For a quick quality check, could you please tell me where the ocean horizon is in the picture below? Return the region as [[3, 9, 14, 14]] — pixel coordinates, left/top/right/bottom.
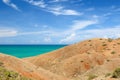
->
[[0, 45, 67, 58]]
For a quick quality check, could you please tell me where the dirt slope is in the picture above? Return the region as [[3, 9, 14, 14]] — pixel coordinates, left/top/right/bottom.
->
[[0, 53, 70, 80], [24, 38, 120, 80]]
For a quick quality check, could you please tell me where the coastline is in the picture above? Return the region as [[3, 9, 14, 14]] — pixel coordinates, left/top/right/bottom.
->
[[0, 45, 67, 58]]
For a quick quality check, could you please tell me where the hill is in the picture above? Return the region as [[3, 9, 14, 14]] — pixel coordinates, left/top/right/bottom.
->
[[0, 62, 31, 80], [0, 38, 120, 80], [0, 53, 69, 80], [24, 38, 120, 80]]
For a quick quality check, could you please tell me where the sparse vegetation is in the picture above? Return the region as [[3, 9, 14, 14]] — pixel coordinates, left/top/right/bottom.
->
[[112, 68, 120, 78], [111, 51, 116, 54], [90, 44, 92, 46], [0, 62, 3, 66], [102, 44, 107, 46], [117, 43, 120, 45], [0, 63, 31, 80], [88, 40, 91, 42], [106, 59, 110, 62], [87, 52, 91, 54], [105, 73, 111, 77], [88, 74, 97, 80], [108, 38, 113, 42], [0, 38, 120, 80], [81, 60, 84, 63]]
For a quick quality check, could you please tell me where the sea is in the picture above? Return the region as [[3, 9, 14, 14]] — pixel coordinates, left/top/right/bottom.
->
[[0, 45, 66, 58]]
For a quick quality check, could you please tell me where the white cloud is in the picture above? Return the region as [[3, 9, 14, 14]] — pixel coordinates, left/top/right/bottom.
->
[[60, 33, 76, 43], [48, 6, 82, 16], [18, 31, 53, 36], [50, 0, 68, 3], [71, 20, 97, 31], [103, 13, 112, 17], [25, 0, 81, 16], [44, 37, 52, 42], [2, 0, 20, 11], [0, 29, 17, 37], [60, 26, 120, 44], [0, 27, 54, 38], [25, 0, 47, 8], [85, 8, 95, 11], [59, 20, 98, 43], [92, 15, 99, 19], [82, 26, 120, 39]]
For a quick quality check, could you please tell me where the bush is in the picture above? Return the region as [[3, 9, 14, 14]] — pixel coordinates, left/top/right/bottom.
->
[[81, 60, 84, 63], [106, 59, 110, 62], [87, 52, 91, 54], [0, 66, 31, 80], [117, 43, 120, 45], [0, 62, 3, 66], [108, 38, 113, 42], [105, 73, 111, 77], [112, 68, 120, 78], [111, 51, 116, 54], [102, 44, 107, 46], [88, 40, 91, 42], [88, 74, 97, 80], [90, 44, 92, 46]]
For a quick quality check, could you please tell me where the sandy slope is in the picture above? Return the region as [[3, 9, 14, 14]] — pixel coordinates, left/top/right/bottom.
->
[[0, 38, 120, 80], [0, 53, 70, 80], [24, 38, 120, 80]]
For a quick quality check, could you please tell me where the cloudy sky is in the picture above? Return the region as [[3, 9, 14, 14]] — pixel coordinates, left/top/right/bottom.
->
[[0, 0, 120, 44]]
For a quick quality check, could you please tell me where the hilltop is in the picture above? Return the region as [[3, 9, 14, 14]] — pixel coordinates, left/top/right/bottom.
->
[[0, 38, 120, 80]]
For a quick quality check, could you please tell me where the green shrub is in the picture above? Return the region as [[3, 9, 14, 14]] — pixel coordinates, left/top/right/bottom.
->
[[90, 44, 92, 46], [102, 44, 107, 46], [81, 60, 84, 63], [112, 68, 120, 78], [0, 66, 31, 80], [105, 73, 111, 77], [117, 43, 120, 45], [87, 52, 91, 54], [0, 62, 3, 66], [88, 74, 97, 80], [111, 51, 116, 54], [106, 59, 110, 62], [108, 38, 113, 42], [88, 40, 91, 42]]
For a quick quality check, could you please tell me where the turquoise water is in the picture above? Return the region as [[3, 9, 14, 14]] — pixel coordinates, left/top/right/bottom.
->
[[0, 45, 66, 58]]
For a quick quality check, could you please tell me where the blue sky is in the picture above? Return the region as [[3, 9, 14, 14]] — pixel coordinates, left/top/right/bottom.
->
[[0, 0, 120, 44]]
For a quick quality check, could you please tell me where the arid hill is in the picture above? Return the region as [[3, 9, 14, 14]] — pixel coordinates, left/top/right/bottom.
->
[[24, 38, 120, 80], [0, 53, 69, 80], [0, 38, 120, 80]]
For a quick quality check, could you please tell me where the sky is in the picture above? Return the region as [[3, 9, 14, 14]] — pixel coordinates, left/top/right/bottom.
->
[[0, 0, 120, 44]]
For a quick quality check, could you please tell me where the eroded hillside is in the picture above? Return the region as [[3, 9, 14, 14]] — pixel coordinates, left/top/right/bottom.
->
[[0, 38, 120, 80], [24, 38, 120, 80]]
